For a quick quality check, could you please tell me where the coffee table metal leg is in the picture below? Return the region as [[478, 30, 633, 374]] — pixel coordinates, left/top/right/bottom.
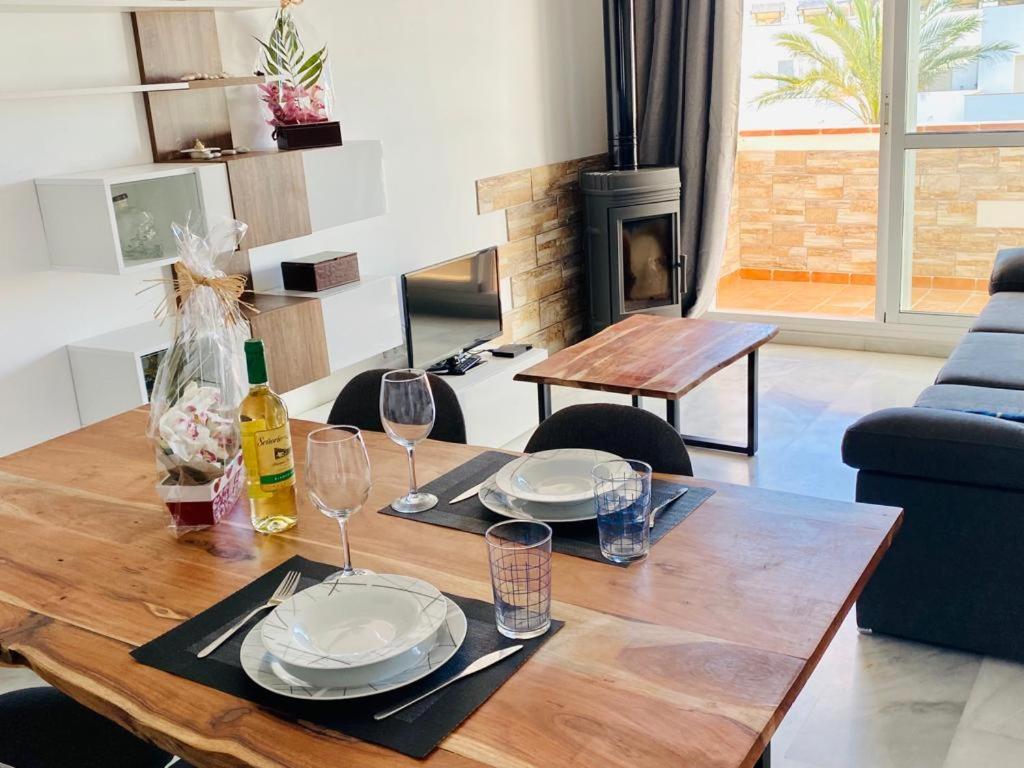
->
[[674, 349, 760, 456], [537, 383, 552, 423], [631, 395, 642, 408]]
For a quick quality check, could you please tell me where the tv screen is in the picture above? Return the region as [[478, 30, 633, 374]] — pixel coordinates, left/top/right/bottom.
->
[[402, 248, 502, 369]]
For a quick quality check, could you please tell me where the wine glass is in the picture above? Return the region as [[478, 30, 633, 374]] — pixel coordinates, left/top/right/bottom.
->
[[305, 425, 373, 579], [380, 369, 438, 514]]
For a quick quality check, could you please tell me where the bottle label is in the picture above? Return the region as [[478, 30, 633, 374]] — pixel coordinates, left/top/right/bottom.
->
[[254, 424, 295, 490]]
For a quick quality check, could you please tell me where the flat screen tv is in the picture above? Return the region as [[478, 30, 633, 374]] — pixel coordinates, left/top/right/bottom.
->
[[402, 247, 502, 371]]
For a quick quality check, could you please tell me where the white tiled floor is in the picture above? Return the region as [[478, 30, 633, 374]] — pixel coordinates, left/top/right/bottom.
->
[[5, 343, 1024, 766]]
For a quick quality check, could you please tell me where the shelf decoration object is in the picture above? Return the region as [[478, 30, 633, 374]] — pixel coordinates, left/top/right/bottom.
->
[[255, 0, 343, 150], [147, 218, 251, 535], [281, 250, 359, 292]]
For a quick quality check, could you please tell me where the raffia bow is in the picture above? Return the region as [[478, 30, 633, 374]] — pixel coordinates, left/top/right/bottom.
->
[[148, 262, 257, 326], [281, 0, 304, 7]]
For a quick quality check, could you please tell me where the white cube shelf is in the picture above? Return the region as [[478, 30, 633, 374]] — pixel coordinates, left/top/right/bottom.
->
[[67, 320, 174, 425], [36, 163, 233, 275], [263, 275, 404, 373], [304, 140, 388, 232]]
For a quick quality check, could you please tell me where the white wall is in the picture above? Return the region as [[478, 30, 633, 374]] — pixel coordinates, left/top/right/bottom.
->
[[0, 0, 606, 456]]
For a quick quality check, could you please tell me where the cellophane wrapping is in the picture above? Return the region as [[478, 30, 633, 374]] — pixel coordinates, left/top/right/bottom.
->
[[147, 218, 250, 535]]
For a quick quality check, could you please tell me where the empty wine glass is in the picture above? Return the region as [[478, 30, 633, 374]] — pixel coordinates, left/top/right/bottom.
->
[[380, 369, 438, 514], [306, 425, 373, 579]]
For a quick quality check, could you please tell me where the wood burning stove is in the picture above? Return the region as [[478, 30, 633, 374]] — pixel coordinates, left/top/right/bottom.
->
[[581, 0, 685, 335]]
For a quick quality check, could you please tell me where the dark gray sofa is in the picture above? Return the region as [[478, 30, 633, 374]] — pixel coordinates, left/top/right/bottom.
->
[[841, 247, 1024, 661]]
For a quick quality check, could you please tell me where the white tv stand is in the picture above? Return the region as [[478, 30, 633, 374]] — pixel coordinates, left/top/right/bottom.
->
[[438, 347, 548, 448], [294, 347, 548, 449]]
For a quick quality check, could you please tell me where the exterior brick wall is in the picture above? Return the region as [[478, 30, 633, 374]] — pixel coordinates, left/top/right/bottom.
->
[[724, 141, 1024, 281], [475, 154, 606, 353]]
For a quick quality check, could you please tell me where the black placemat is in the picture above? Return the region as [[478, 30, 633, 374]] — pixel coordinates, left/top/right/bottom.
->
[[132, 556, 562, 759], [379, 451, 715, 566]]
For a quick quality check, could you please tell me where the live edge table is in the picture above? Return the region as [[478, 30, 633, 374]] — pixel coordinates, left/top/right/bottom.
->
[[515, 315, 780, 456], [0, 410, 900, 768]]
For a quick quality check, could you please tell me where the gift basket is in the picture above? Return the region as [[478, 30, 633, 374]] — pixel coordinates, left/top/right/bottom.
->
[[147, 218, 251, 535]]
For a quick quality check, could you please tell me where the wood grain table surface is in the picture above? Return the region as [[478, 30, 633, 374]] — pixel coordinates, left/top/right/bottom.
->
[[514, 315, 779, 399], [0, 410, 900, 768]]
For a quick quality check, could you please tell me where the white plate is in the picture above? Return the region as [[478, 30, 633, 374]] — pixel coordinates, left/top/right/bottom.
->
[[241, 598, 467, 701], [479, 476, 597, 523], [261, 574, 448, 671], [494, 449, 619, 504]]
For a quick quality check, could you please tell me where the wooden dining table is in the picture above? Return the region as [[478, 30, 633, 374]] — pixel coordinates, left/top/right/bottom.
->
[[0, 409, 901, 768]]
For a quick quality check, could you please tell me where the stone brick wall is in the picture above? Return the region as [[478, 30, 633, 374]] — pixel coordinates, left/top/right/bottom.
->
[[725, 140, 1024, 283], [476, 154, 605, 352]]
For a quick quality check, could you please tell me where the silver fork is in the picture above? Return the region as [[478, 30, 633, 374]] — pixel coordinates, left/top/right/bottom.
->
[[197, 570, 301, 659]]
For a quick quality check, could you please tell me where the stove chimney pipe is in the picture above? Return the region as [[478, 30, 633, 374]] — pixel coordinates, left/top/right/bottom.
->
[[603, 0, 639, 172]]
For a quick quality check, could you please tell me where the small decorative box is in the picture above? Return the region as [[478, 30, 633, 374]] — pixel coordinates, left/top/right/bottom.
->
[[273, 121, 343, 150], [156, 452, 245, 531], [281, 251, 360, 292]]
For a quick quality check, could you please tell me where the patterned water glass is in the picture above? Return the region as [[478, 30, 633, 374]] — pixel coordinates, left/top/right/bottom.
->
[[593, 459, 652, 563], [485, 520, 553, 640], [380, 369, 438, 514]]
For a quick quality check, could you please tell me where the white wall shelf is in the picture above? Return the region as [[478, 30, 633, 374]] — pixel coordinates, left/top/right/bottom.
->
[[36, 162, 233, 274], [0, 75, 277, 101], [0, 0, 277, 11], [67, 320, 173, 426], [263, 274, 404, 374]]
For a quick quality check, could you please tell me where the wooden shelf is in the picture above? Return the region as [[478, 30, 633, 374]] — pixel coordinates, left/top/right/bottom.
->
[[0, 0, 277, 11], [0, 75, 274, 101]]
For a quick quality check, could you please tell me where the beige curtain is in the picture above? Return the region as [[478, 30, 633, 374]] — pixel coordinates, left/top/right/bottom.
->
[[634, 0, 743, 316]]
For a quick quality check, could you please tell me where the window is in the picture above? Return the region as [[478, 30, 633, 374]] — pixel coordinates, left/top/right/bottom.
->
[[751, 2, 785, 25]]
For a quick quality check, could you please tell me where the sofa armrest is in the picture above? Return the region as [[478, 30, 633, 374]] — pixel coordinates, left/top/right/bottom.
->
[[990, 247, 1024, 294], [842, 407, 1024, 492]]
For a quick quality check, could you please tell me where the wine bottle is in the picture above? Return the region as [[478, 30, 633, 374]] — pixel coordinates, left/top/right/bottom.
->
[[240, 339, 298, 534]]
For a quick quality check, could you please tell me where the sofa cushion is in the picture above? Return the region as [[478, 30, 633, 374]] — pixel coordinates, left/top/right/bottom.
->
[[971, 292, 1024, 334], [936, 332, 1024, 391], [990, 247, 1024, 294], [842, 406, 1024, 492], [916, 384, 1024, 420]]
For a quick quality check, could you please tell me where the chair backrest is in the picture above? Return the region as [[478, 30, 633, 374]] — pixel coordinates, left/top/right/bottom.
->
[[524, 403, 693, 476], [326, 369, 467, 444]]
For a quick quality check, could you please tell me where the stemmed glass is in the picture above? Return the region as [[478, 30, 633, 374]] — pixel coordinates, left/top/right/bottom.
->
[[305, 425, 373, 579], [380, 369, 438, 514]]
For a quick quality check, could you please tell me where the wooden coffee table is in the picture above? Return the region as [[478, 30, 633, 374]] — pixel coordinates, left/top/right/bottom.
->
[[515, 315, 779, 456]]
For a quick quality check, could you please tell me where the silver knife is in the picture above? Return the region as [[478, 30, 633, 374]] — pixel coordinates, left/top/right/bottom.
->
[[449, 481, 485, 504], [650, 487, 689, 529], [373, 645, 523, 720]]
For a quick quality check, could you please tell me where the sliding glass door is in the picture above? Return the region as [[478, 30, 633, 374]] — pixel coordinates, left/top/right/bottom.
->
[[881, 0, 1024, 327]]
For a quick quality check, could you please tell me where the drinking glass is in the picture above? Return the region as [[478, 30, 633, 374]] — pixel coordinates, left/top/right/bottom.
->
[[380, 369, 438, 514], [306, 425, 373, 579], [485, 520, 552, 639], [593, 459, 653, 563]]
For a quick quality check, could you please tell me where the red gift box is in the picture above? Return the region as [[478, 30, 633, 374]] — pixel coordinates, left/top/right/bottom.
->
[[157, 452, 245, 531]]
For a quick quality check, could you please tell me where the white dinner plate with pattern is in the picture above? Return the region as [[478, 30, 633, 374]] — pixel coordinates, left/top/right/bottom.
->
[[261, 574, 448, 671], [241, 598, 467, 701], [494, 449, 619, 504], [479, 476, 597, 523]]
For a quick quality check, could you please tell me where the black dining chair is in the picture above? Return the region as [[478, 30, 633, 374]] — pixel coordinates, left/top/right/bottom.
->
[[326, 368, 468, 444], [524, 403, 694, 476], [0, 686, 190, 768]]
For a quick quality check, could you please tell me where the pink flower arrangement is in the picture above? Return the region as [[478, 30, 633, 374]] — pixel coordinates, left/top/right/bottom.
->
[[259, 81, 328, 126]]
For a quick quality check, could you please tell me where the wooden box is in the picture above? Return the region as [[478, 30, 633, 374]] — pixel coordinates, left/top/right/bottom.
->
[[281, 251, 360, 292], [273, 121, 343, 150]]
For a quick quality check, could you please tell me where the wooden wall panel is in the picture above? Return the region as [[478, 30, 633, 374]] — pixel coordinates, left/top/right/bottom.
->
[[226, 153, 313, 248], [132, 10, 233, 160], [244, 293, 330, 393]]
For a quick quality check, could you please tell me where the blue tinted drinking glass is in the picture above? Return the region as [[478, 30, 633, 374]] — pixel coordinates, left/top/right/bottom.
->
[[593, 459, 653, 563]]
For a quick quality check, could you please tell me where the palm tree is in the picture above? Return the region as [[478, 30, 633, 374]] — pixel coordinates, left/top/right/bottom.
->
[[752, 0, 1016, 124]]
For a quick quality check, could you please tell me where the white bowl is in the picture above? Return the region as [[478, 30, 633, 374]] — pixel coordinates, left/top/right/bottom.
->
[[479, 477, 597, 523], [494, 449, 619, 504], [242, 598, 468, 701], [261, 574, 448, 671]]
